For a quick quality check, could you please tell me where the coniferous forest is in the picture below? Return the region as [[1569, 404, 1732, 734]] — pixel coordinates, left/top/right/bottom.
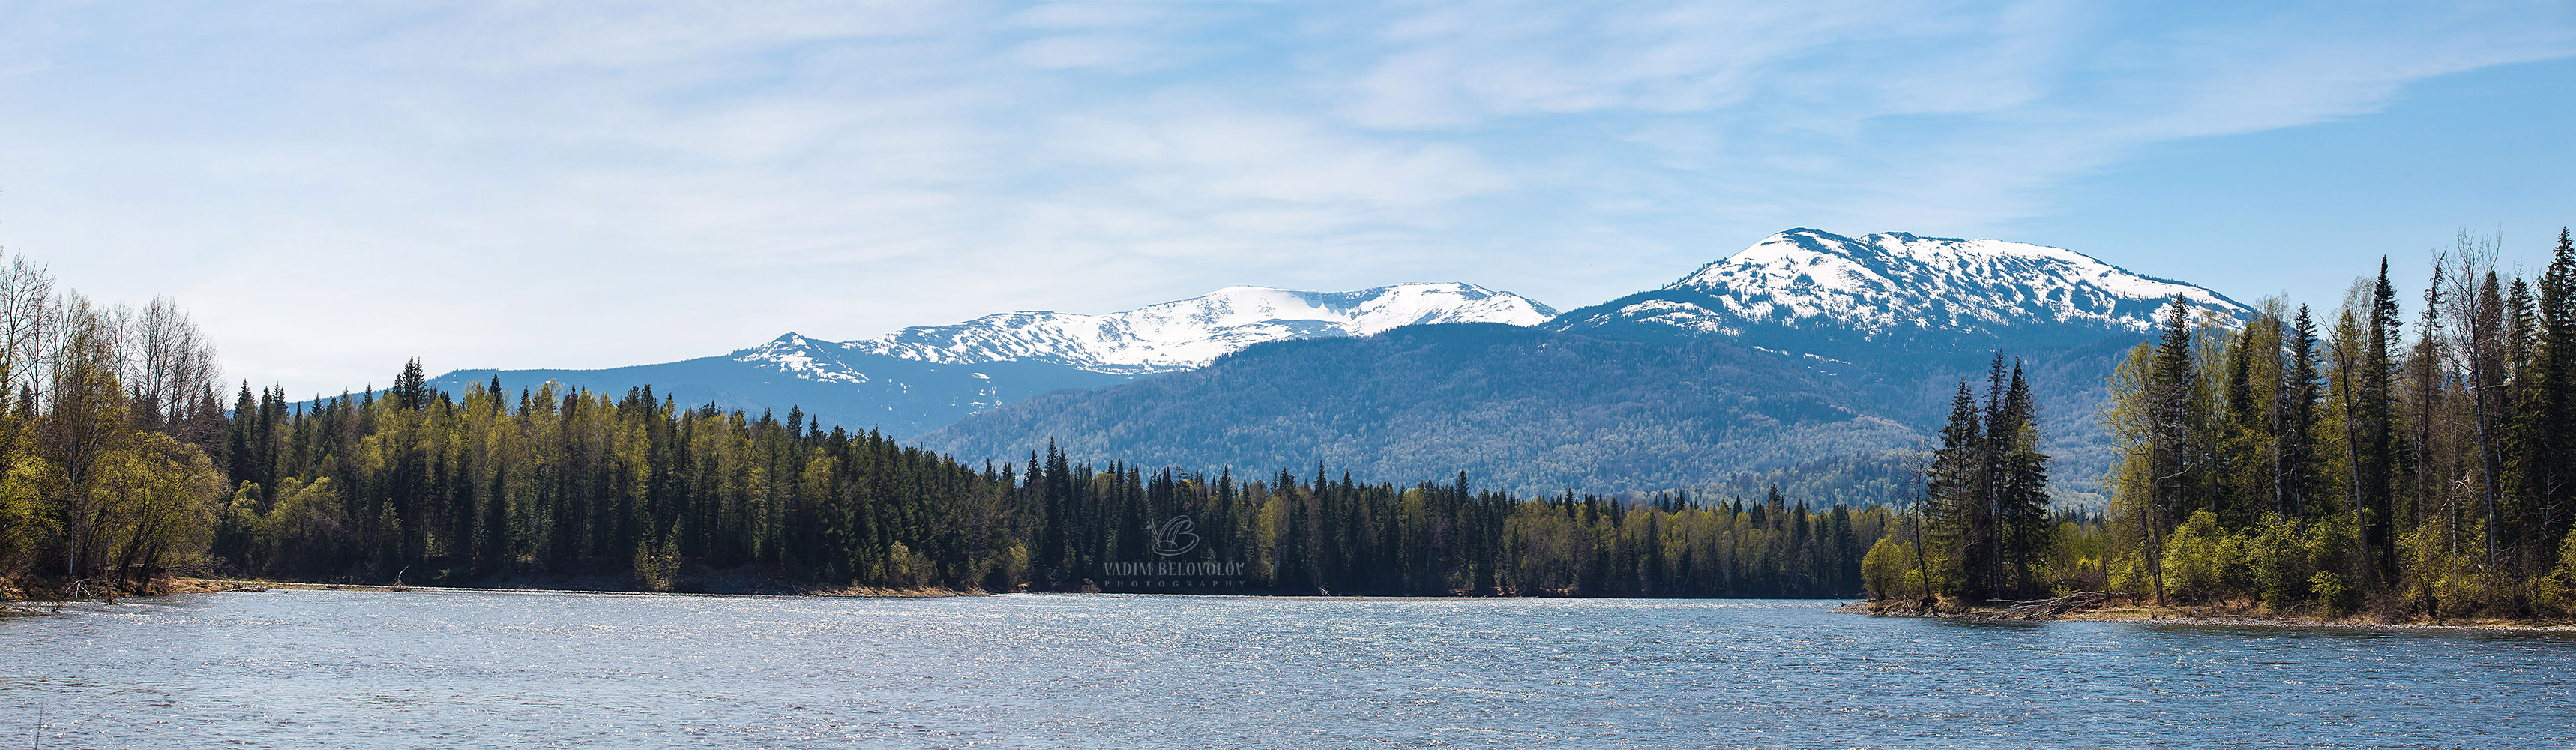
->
[[189, 368, 1928, 598]]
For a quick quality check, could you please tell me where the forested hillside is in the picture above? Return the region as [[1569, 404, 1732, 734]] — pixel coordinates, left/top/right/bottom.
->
[[423, 342, 1133, 440], [921, 323, 1928, 497], [921, 230, 2241, 507], [924, 320, 2143, 506]]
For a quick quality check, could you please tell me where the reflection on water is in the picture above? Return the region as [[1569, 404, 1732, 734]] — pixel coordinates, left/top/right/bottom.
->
[[4, 590, 2572, 748]]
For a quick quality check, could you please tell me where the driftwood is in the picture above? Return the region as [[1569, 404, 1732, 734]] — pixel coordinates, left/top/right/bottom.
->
[[1953, 591, 2115, 621]]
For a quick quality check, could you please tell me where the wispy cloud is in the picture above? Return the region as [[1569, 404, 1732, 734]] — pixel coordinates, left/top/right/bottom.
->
[[0, 1, 2568, 395]]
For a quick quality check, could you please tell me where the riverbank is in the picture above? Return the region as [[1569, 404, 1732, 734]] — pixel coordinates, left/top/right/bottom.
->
[[171, 578, 984, 598], [1840, 593, 2576, 632], [0, 576, 984, 611]]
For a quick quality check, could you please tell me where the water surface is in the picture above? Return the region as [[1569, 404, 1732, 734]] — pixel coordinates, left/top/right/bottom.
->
[[4, 590, 2571, 748]]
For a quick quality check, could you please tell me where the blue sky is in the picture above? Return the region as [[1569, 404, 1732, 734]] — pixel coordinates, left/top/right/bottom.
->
[[2, 1, 2572, 396]]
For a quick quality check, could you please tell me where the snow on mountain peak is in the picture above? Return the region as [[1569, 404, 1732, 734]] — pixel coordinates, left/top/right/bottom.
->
[[736, 281, 1557, 377], [735, 332, 871, 383], [1556, 228, 2245, 352]]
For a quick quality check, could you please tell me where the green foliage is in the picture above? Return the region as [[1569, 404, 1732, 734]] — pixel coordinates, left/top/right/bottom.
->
[[632, 536, 680, 592], [2100, 236, 2576, 619], [2158, 511, 2242, 599], [1860, 536, 1914, 599], [187, 372, 1917, 598], [0, 456, 59, 580], [1919, 356, 2056, 601]]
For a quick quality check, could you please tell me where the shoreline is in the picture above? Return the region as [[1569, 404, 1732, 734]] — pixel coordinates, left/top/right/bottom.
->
[[19, 582, 2573, 634], [1837, 596, 2576, 633], [172, 578, 985, 599], [0, 578, 986, 610]]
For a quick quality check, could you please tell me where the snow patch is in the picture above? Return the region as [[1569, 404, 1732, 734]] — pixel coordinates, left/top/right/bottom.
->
[[839, 281, 1558, 374], [1651, 228, 2245, 340]]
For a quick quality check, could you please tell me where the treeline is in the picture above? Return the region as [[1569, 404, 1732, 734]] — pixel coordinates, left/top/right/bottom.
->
[[2101, 230, 2576, 618], [214, 364, 1896, 597]]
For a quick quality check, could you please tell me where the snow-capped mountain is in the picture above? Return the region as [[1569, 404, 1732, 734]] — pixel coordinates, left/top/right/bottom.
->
[[748, 282, 1557, 376], [929, 229, 2245, 504], [434, 281, 1556, 440], [1548, 228, 2245, 361]]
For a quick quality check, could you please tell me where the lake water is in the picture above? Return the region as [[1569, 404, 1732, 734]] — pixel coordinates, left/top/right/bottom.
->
[[3, 590, 2572, 748]]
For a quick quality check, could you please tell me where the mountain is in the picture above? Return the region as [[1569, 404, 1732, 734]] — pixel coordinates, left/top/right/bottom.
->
[[1549, 228, 2254, 503], [427, 341, 1136, 439], [845, 282, 1557, 374], [918, 323, 1923, 496], [427, 282, 1555, 438], [1547, 228, 2246, 364], [924, 230, 2251, 506]]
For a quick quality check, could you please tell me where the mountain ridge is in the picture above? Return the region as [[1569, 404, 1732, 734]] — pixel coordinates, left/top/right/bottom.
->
[[429, 280, 1556, 439], [921, 228, 2249, 505], [1548, 228, 2246, 366], [825, 281, 1556, 374]]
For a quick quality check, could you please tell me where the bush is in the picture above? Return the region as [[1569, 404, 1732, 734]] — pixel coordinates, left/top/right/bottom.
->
[[2245, 513, 2311, 606], [2161, 511, 2246, 601], [2539, 530, 2576, 616], [1861, 536, 1913, 599], [632, 537, 680, 592], [885, 542, 930, 589], [2308, 571, 2359, 615]]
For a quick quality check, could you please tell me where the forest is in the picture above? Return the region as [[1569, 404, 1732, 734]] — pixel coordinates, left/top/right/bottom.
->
[[176, 370, 1925, 598], [0, 247, 1983, 599], [115, 229, 2576, 610], [2068, 231, 2576, 620]]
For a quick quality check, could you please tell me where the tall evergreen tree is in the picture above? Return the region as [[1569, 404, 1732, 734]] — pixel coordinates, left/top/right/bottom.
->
[[2281, 306, 2323, 520], [1925, 380, 1991, 600], [2360, 260, 2403, 582], [1993, 361, 2051, 597]]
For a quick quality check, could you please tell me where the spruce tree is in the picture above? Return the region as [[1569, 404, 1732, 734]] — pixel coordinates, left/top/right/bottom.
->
[[1925, 380, 1990, 600], [2535, 229, 2576, 572], [2362, 260, 2403, 581], [2282, 306, 2323, 520], [393, 358, 428, 411], [2143, 296, 2199, 603], [1994, 360, 2051, 597]]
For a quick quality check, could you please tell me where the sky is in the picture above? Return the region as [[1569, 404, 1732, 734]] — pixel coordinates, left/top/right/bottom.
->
[[2, 1, 2572, 398]]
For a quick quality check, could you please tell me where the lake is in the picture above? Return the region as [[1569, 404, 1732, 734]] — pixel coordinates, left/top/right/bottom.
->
[[4, 590, 2572, 748]]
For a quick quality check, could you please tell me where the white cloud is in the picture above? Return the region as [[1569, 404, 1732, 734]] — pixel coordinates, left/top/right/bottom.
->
[[0, 1, 2567, 396]]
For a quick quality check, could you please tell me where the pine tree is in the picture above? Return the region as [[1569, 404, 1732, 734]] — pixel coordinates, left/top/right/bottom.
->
[[2281, 306, 2323, 520], [1993, 360, 2052, 597], [2361, 260, 2403, 582], [2142, 296, 2200, 604], [1925, 380, 1990, 600], [2533, 229, 2576, 574], [392, 358, 428, 411]]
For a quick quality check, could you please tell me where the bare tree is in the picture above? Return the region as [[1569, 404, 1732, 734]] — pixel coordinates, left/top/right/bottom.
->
[[124, 296, 222, 435], [38, 293, 133, 583], [0, 249, 59, 406], [2439, 232, 2506, 569]]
